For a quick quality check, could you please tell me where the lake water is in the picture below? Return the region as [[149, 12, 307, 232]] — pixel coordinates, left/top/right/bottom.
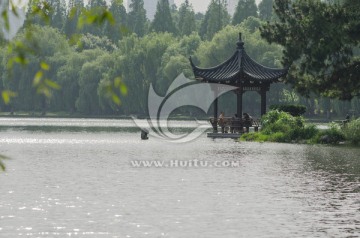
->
[[0, 118, 359, 237]]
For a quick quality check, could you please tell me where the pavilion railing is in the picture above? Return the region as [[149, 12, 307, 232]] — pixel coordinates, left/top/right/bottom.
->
[[209, 117, 260, 133]]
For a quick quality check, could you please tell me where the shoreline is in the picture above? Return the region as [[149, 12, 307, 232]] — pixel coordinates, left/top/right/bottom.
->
[[0, 112, 344, 123]]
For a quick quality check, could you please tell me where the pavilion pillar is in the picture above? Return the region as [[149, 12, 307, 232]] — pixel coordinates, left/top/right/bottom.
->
[[260, 88, 267, 116], [236, 88, 243, 117], [213, 90, 218, 132], [214, 98, 218, 120]]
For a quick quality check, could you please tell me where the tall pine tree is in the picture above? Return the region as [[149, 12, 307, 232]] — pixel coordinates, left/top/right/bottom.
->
[[199, 0, 230, 40], [64, 0, 84, 38], [128, 0, 147, 37], [24, 0, 51, 26], [25, 0, 66, 30], [177, 0, 196, 36], [84, 0, 108, 36], [232, 0, 258, 25], [258, 0, 273, 21], [150, 0, 177, 34], [105, 0, 127, 43], [49, 0, 66, 31]]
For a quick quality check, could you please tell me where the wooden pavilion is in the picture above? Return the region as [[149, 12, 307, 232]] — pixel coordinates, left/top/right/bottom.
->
[[189, 33, 288, 133]]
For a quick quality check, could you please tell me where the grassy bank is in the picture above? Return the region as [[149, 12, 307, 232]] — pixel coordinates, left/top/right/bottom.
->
[[240, 110, 360, 146]]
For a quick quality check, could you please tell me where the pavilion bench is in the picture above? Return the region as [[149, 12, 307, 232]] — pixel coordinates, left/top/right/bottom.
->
[[209, 117, 260, 133]]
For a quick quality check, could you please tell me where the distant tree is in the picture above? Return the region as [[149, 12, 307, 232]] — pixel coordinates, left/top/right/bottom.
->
[[55, 52, 81, 113], [151, 0, 177, 34], [24, 0, 51, 26], [118, 33, 175, 114], [0, 32, 5, 46], [3, 0, 125, 112], [2, 25, 70, 112], [261, 0, 360, 100], [258, 0, 273, 21], [128, 0, 147, 37], [194, 12, 205, 31], [199, 0, 230, 40], [76, 33, 117, 52], [64, 0, 84, 37], [84, 0, 108, 36], [55, 49, 113, 113], [76, 50, 111, 114], [24, 0, 66, 30], [104, 0, 127, 43], [0, 48, 5, 106], [177, 0, 196, 36], [157, 32, 201, 94], [88, 0, 107, 8], [196, 26, 282, 69], [49, 0, 66, 31], [232, 0, 258, 25], [242, 16, 262, 33], [345, 0, 360, 41]]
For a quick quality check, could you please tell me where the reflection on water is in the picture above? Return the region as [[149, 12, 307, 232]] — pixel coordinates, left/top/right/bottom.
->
[[0, 118, 359, 237], [0, 117, 210, 134], [305, 146, 360, 180], [303, 146, 360, 236]]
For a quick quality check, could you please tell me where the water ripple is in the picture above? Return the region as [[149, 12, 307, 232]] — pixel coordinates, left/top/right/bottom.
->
[[0, 119, 359, 237]]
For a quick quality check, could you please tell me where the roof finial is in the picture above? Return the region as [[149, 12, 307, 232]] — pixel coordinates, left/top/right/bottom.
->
[[237, 32, 244, 49]]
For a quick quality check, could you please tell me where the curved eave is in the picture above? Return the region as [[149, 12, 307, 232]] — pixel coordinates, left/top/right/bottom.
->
[[189, 50, 289, 84], [242, 51, 288, 82], [243, 68, 288, 82], [189, 53, 241, 82]]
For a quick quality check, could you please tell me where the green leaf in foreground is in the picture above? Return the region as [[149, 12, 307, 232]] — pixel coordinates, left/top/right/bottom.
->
[[101, 77, 127, 106], [32, 61, 61, 97], [40, 61, 50, 70], [44, 79, 61, 90], [1, 90, 17, 104], [78, 8, 115, 29], [0, 155, 10, 171]]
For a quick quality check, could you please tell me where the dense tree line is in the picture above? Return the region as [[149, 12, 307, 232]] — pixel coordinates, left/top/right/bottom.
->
[[261, 0, 360, 100], [0, 0, 359, 118]]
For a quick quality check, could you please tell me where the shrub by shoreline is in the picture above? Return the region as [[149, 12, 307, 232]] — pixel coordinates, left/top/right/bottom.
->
[[240, 110, 358, 145]]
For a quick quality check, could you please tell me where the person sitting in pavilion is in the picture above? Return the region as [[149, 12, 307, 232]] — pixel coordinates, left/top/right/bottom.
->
[[218, 112, 226, 133], [243, 113, 253, 133], [230, 113, 241, 133]]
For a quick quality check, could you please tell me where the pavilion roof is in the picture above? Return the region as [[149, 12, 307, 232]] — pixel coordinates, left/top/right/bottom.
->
[[189, 34, 288, 84]]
